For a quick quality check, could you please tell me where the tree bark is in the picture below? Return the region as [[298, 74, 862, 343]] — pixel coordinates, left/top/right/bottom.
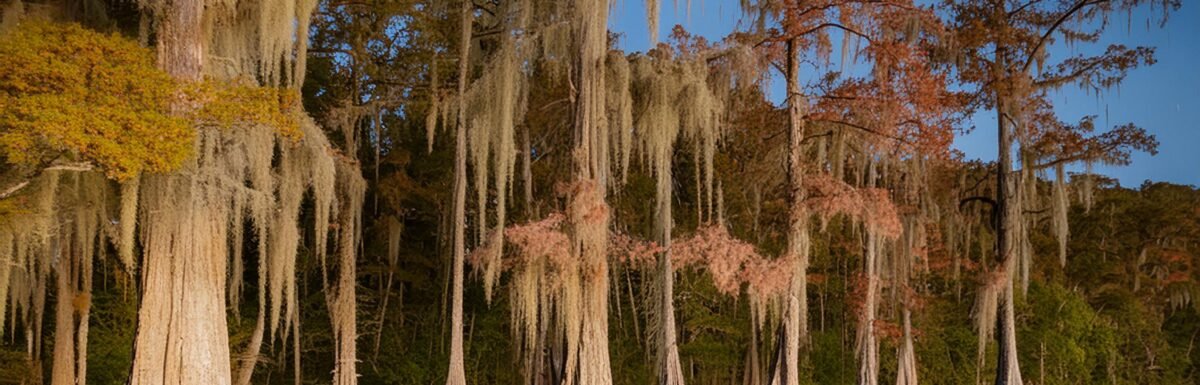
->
[[569, 1, 613, 383], [993, 82, 1023, 385], [130, 2, 233, 384], [895, 309, 917, 385], [332, 160, 364, 385], [658, 145, 685, 385], [858, 230, 878, 385], [131, 177, 233, 385], [655, 58, 684, 384], [445, 0, 472, 383], [773, 37, 809, 385], [51, 241, 76, 385]]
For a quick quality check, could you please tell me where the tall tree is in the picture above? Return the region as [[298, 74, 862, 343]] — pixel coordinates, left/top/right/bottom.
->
[[741, 2, 948, 383], [567, 0, 615, 383], [942, 1, 1175, 384], [124, 1, 343, 384], [130, 1, 231, 383], [446, 0, 472, 383]]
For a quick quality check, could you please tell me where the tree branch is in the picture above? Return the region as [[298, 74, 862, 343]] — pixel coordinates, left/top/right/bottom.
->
[[795, 23, 873, 44], [809, 117, 906, 143], [0, 181, 30, 200], [959, 196, 997, 211], [1020, 0, 1110, 73]]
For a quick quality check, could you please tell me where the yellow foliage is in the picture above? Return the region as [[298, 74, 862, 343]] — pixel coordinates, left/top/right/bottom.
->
[[185, 80, 303, 139], [0, 21, 304, 181], [0, 21, 190, 180], [0, 196, 29, 220]]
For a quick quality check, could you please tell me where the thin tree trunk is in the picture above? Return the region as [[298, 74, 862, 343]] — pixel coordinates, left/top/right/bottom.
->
[[895, 309, 917, 385], [332, 161, 364, 385], [659, 155, 685, 385], [657, 78, 684, 385], [76, 229, 93, 385], [993, 78, 1023, 385], [446, 0, 472, 383], [743, 321, 761, 385], [773, 37, 809, 385], [522, 124, 534, 218], [234, 274, 267, 385], [859, 229, 878, 385]]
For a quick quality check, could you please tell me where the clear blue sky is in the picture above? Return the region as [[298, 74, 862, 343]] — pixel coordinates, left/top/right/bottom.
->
[[608, 1, 1200, 188]]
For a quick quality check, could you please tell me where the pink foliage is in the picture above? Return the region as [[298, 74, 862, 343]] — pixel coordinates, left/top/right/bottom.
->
[[467, 231, 503, 274], [467, 213, 572, 273], [611, 233, 662, 267], [861, 188, 902, 238], [741, 256, 794, 301], [564, 179, 610, 227], [672, 225, 780, 297], [805, 173, 902, 239], [506, 213, 572, 268]]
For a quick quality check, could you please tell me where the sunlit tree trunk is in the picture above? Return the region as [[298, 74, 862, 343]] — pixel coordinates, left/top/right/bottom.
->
[[332, 161, 365, 385], [657, 156, 685, 385], [895, 309, 917, 385], [858, 229, 879, 385], [129, 2, 233, 384], [50, 243, 76, 385], [568, 0, 613, 383], [445, 0, 472, 383], [656, 76, 685, 385]]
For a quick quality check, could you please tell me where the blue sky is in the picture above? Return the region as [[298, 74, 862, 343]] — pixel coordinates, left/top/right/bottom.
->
[[607, 1, 1199, 187]]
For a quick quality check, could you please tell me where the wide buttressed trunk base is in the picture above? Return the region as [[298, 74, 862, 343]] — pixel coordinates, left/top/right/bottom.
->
[[130, 168, 233, 385]]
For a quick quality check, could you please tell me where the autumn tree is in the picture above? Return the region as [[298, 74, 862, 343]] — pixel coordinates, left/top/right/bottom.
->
[[941, 1, 1175, 384], [735, 2, 960, 384], [0, 1, 362, 384]]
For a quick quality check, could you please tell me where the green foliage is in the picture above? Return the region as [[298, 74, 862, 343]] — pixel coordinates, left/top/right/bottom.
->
[[1017, 281, 1119, 385], [85, 276, 138, 385]]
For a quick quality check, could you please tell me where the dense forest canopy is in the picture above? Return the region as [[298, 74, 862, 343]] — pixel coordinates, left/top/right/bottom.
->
[[0, 0, 1197, 385]]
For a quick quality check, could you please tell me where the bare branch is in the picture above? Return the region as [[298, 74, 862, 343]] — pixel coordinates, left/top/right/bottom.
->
[[0, 181, 30, 200]]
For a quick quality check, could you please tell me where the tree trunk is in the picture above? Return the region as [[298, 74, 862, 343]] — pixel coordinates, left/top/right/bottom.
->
[[858, 229, 879, 385], [153, 0, 204, 82], [332, 160, 364, 385], [129, 2, 233, 384], [993, 90, 1023, 385], [773, 37, 809, 385], [445, 0, 472, 383], [657, 80, 685, 385], [895, 309, 917, 385], [131, 177, 233, 385], [51, 241, 76, 385], [76, 229, 93, 385], [569, 0, 613, 383], [743, 321, 761, 385], [658, 162, 685, 385]]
